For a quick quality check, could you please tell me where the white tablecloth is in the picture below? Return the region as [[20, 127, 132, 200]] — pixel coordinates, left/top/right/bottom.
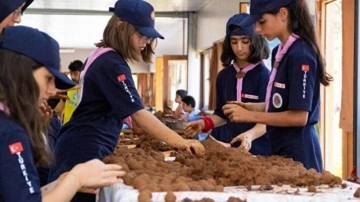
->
[[97, 181, 360, 202]]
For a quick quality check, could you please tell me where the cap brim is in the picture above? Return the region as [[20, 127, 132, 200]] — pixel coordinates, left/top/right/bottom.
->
[[22, 0, 34, 12], [228, 23, 255, 37], [239, 14, 261, 27], [136, 26, 164, 39], [47, 68, 76, 90]]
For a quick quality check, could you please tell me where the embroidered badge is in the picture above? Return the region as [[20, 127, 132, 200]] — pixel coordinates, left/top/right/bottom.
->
[[302, 64, 309, 98], [117, 74, 127, 82], [242, 93, 259, 100], [9, 142, 24, 154], [274, 82, 286, 89], [302, 64, 310, 72], [272, 93, 283, 109], [10, 142, 35, 193]]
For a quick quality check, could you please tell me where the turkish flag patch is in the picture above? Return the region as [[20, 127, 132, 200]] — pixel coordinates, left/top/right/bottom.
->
[[9, 142, 24, 154], [302, 64, 310, 72], [117, 74, 126, 82]]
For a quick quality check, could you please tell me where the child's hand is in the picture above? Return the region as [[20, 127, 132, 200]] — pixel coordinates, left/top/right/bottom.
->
[[39, 102, 52, 122], [183, 120, 204, 138]]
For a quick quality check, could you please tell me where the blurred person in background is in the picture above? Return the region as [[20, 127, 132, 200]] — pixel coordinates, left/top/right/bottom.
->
[[172, 89, 188, 119], [68, 60, 83, 84], [62, 60, 84, 124]]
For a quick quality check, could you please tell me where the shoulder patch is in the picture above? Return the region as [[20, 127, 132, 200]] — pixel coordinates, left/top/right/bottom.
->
[[302, 64, 309, 72], [272, 93, 283, 109], [117, 74, 127, 82], [9, 142, 24, 154]]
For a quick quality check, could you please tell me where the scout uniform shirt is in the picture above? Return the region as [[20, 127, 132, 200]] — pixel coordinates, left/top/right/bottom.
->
[[267, 39, 322, 172], [49, 50, 144, 182], [213, 62, 270, 156], [0, 112, 41, 201]]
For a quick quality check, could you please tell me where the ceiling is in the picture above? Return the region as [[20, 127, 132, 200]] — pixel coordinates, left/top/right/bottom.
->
[[29, 0, 213, 12], [23, 0, 213, 49]]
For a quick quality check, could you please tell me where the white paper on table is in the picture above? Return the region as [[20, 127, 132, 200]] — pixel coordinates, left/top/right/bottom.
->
[[97, 181, 360, 202]]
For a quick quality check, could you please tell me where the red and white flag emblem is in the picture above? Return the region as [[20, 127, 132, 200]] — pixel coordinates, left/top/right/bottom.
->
[[9, 142, 24, 154], [302, 65, 310, 72], [117, 74, 126, 82]]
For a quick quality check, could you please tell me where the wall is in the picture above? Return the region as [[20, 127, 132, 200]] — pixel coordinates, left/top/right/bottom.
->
[[60, 48, 92, 71], [340, 0, 355, 179], [196, 0, 248, 51], [60, 48, 150, 73], [150, 17, 188, 72], [22, 14, 186, 74], [355, 0, 360, 179], [187, 12, 201, 106]]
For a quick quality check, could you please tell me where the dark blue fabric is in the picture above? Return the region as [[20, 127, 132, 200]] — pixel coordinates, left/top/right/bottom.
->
[[266, 39, 323, 172], [110, 0, 164, 39], [49, 51, 144, 183], [0, 112, 41, 202], [210, 124, 230, 143], [0, 0, 33, 22], [0, 26, 75, 89], [226, 13, 254, 36], [71, 192, 96, 202], [213, 63, 271, 156], [240, 0, 295, 26], [37, 115, 61, 186], [48, 115, 62, 151]]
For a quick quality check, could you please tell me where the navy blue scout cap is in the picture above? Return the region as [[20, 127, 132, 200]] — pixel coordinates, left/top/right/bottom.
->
[[0, 0, 34, 22], [0, 26, 76, 90], [226, 13, 255, 36], [109, 0, 164, 39], [240, 0, 295, 27]]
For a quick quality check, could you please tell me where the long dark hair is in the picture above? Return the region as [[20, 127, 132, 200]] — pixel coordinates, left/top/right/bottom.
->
[[221, 32, 269, 67], [270, 0, 333, 86], [0, 49, 52, 166]]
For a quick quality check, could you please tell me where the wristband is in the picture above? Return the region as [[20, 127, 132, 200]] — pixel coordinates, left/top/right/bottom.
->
[[202, 116, 214, 133]]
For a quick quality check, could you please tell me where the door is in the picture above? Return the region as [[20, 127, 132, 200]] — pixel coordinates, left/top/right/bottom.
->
[[154, 55, 188, 111], [319, 0, 343, 177]]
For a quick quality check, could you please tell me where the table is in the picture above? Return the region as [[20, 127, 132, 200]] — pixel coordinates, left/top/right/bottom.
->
[[97, 181, 360, 202], [121, 128, 184, 135]]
